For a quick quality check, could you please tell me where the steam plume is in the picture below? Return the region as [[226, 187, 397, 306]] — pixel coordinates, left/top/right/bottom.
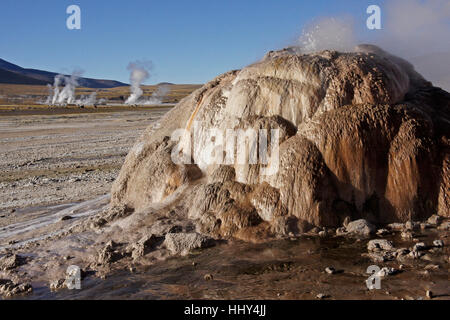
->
[[294, 0, 450, 90], [125, 60, 152, 105]]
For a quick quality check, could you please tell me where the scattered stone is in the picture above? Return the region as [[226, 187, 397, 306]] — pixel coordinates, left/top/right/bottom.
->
[[437, 221, 450, 231], [404, 221, 414, 231], [316, 293, 328, 299], [132, 234, 158, 259], [413, 242, 427, 252], [421, 254, 433, 261], [0, 279, 32, 297], [408, 251, 424, 259], [325, 267, 336, 274], [426, 290, 433, 299], [375, 267, 398, 277], [433, 240, 444, 248], [318, 231, 326, 237], [345, 219, 376, 236], [49, 279, 65, 291], [97, 240, 123, 264], [90, 218, 107, 229], [204, 274, 213, 281], [401, 231, 413, 240], [0, 254, 25, 271], [129, 267, 136, 273], [336, 227, 347, 236], [424, 264, 439, 270], [367, 239, 394, 252], [363, 251, 394, 263], [387, 223, 404, 231], [376, 228, 389, 236], [164, 233, 214, 255], [427, 215, 442, 225]]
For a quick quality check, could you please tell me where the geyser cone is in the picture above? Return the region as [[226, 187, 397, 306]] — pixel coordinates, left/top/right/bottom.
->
[[110, 45, 450, 240]]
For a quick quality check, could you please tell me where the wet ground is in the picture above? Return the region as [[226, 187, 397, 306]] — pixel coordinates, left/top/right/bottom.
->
[[9, 225, 449, 300]]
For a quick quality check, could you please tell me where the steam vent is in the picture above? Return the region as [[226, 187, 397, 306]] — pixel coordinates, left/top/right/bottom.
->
[[110, 44, 450, 240]]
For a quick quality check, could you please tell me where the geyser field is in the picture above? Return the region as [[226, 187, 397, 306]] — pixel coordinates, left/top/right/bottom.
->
[[0, 43, 448, 300]]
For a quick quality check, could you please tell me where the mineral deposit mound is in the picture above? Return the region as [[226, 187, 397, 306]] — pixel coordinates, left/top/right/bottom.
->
[[110, 44, 449, 241]]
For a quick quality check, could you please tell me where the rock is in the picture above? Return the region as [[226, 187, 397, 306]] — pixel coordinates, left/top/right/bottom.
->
[[387, 223, 404, 231], [0, 254, 25, 271], [97, 240, 123, 264], [318, 231, 327, 237], [109, 45, 450, 238], [0, 279, 32, 297], [427, 215, 442, 225], [90, 218, 107, 229], [131, 234, 158, 259], [413, 242, 427, 252], [426, 290, 433, 299], [363, 252, 394, 263], [204, 274, 213, 281], [375, 267, 398, 277], [404, 221, 414, 231], [401, 231, 413, 240], [325, 267, 336, 274], [376, 228, 389, 236], [164, 233, 214, 255], [60, 215, 73, 221], [316, 293, 328, 299], [49, 279, 65, 291], [408, 251, 423, 259], [346, 219, 376, 236], [336, 227, 347, 236], [437, 221, 450, 231], [424, 264, 439, 270], [368, 239, 394, 252], [433, 240, 444, 248]]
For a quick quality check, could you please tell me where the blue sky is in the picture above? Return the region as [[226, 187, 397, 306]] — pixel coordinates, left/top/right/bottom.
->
[[0, 0, 384, 84]]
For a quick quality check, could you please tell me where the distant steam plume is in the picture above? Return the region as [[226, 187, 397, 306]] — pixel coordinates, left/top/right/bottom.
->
[[125, 60, 153, 105], [75, 92, 97, 106], [47, 70, 83, 105], [142, 85, 171, 105]]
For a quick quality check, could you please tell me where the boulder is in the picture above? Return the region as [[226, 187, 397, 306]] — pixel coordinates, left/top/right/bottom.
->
[[367, 239, 394, 252], [164, 232, 214, 255], [346, 219, 376, 236]]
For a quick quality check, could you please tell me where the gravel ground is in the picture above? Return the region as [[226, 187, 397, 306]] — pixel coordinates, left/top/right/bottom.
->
[[0, 108, 170, 221]]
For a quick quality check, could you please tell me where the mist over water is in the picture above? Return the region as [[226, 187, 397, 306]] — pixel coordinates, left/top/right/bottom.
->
[[295, 0, 450, 91]]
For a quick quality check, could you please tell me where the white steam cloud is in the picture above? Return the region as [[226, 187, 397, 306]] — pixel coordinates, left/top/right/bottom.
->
[[141, 85, 171, 105], [294, 0, 450, 91], [125, 60, 152, 105], [298, 16, 356, 53], [46, 70, 86, 106]]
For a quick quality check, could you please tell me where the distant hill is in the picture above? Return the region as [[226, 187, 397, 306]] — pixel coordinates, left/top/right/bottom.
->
[[0, 58, 128, 88]]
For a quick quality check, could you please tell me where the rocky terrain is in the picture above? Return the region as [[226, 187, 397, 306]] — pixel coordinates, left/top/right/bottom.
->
[[0, 45, 448, 299]]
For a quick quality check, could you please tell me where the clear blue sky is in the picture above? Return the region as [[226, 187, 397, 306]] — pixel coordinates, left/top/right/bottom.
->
[[0, 0, 384, 84]]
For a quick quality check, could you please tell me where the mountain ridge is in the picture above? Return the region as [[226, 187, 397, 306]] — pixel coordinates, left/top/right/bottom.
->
[[0, 58, 128, 88]]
